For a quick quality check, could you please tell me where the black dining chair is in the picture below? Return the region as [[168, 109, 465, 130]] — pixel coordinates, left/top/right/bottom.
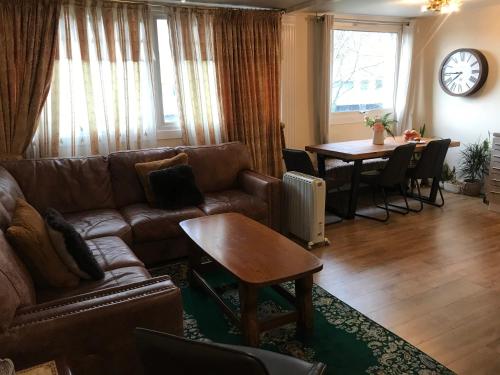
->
[[282, 148, 343, 223], [407, 138, 452, 211], [135, 328, 327, 375], [356, 143, 417, 222]]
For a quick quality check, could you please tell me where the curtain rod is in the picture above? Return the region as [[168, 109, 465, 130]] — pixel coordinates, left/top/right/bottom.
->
[[332, 17, 411, 27], [84, 0, 284, 12]]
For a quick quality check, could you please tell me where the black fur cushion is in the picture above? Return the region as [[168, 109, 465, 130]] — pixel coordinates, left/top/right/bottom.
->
[[149, 165, 204, 210], [44, 208, 104, 280]]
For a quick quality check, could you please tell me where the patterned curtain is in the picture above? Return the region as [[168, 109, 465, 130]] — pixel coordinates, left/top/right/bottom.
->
[[0, 0, 61, 160], [162, 7, 223, 146], [213, 10, 283, 177], [30, 0, 157, 158]]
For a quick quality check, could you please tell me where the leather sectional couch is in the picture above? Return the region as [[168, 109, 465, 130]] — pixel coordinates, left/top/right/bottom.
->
[[0, 142, 282, 374]]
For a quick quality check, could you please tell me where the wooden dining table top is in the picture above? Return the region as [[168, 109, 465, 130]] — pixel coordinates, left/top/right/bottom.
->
[[180, 213, 323, 286], [305, 136, 460, 161]]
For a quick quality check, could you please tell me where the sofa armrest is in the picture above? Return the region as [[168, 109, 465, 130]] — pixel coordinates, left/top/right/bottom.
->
[[238, 170, 282, 231], [2, 276, 183, 374]]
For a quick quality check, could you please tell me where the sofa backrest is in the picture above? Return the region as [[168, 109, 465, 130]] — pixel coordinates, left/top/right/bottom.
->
[[175, 142, 252, 193], [108, 147, 177, 208], [0, 230, 36, 331], [0, 167, 25, 231], [1, 157, 115, 214]]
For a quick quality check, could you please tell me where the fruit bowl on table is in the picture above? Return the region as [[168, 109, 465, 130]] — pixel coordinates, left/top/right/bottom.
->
[[403, 129, 421, 142]]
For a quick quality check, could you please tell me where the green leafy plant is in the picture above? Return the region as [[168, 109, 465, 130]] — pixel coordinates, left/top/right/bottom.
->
[[364, 113, 397, 138], [419, 124, 426, 138], [441, 162, 457, 183], [459, 138, 490, 182]]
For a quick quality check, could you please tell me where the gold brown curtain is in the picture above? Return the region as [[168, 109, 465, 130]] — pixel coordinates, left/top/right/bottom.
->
[[0, 0, 61, 160], [164, 7, 223, 146], [31, 0, 157, 158], [213, 10, 283, 177]]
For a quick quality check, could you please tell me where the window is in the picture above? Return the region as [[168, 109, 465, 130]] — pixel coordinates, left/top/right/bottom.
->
[[152, 15, 221, 142], [156, 19, 180, 126], [152, 16, 182, 139], [330, 24, 401, 121]]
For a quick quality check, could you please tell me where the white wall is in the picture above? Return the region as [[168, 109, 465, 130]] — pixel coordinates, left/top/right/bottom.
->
[[410, 5, 500, 168]]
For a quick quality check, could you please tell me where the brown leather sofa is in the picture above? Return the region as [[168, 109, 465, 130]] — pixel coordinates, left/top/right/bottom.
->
[[0, 142, 281, 374]]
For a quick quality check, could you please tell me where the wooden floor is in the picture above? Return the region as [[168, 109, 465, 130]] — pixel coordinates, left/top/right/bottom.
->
[[311, 191, 500, 375]]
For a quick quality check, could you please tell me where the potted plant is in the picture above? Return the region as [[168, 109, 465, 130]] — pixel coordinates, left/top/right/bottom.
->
[[364, 113, 396, 145], [459, 138, 490, 196], [441, 162, 462, 193]]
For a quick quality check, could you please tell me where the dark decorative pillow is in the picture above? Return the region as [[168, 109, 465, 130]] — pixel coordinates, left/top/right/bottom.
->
[[149, 165, 204, 210], [44, 208, 104, 280]]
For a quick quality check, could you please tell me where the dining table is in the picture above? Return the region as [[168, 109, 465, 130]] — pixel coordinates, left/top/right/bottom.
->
[[305, 136, 461, 219]]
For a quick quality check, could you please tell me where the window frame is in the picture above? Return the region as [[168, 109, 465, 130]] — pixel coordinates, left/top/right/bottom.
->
[[151, 12, 183, 140], [330, 21, 403, 126]]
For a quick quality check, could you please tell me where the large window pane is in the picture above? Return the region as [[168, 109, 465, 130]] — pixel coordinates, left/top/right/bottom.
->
[[156, 19, 179, 124], [331, 30, 398, 113]]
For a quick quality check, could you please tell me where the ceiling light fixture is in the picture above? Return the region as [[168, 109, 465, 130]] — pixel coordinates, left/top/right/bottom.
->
[[421, 0, 461, 13]]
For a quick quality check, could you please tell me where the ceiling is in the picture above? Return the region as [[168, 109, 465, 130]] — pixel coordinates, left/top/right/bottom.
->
[[167, 0, 500, 17]]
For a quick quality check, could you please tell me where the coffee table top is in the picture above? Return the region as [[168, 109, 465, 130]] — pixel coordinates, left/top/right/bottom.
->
[[180, 213, 323, 286]]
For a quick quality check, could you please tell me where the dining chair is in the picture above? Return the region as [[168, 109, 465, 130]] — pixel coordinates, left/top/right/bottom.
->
[[135, 328, 327, 375], [356, 143, 417, 222], [282, 148, 343, 223], [407, 138, 451, 211]]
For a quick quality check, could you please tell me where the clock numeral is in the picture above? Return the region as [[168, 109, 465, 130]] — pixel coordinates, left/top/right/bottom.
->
[[452, 57, 458, 64], [470, 76, 478, 84], [467, 54, 472, 63], [457, 84, 462, 93], [471, 61, 479, 67], [450, 82, 457, 92], [460, 52, 465, 61], [472, 69, 480, 74]]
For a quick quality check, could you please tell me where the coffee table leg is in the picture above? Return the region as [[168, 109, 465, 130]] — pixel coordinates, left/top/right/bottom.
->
[[187, 242, 202, 287], [239, 283, 259, 346], [295, 275, 314, 335]]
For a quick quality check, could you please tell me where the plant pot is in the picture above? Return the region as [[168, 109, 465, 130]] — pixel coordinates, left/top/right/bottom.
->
[[372, 129, 385, 145], [462, 179, 482, 196], [443, 181, 462, 194]]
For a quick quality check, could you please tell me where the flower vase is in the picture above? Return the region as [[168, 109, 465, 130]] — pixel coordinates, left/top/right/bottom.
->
[[372, 128, 385, 145]]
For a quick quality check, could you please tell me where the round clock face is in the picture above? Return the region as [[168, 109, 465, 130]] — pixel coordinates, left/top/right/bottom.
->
[[439, 49, 488, 97]]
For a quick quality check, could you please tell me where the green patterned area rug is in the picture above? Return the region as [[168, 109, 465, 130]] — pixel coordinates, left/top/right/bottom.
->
[[151, 261, 454, 375]]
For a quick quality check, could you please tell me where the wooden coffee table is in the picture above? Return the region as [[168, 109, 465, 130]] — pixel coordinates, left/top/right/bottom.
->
[[180, 213, 323, 346]]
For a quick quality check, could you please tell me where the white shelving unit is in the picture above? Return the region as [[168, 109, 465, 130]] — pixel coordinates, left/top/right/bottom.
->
[[488, 132, 500, 212]]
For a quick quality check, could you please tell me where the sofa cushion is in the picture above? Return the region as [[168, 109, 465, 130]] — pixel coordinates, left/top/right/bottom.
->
[[6, 199, 79, 289], [109, 147, 177, 208], [36, 266, 151, 303], [0, 230, 35, 331], [86, 236, 144, 271], [175, 142, 252, 193], [0, 167, 25, 231], [1, 156, 115, 214], [45, 208, 104, 281], [63, 209, 132, 245], [121, 204, 205, 243], [150, 165, 204, 210], [135, 153, 189, 206], [199, 190, 268, 222]]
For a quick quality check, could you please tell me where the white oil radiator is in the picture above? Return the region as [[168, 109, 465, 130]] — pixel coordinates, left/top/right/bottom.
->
[[283, 172, 329, 249]]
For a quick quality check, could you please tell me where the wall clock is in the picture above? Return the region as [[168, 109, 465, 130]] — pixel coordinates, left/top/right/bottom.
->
[[439, 48, 488, 97]]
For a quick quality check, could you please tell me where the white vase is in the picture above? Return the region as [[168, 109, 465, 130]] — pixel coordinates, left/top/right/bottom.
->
[[372, 129, 385, 145]]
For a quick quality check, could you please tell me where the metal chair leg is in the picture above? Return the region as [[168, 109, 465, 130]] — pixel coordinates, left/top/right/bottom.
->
[[388, 180, 423, 213], [355, 186, 390, 223], [409, 179, 445, 208]]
